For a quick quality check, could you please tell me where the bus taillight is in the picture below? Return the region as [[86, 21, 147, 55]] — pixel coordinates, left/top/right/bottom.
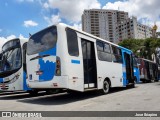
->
[[56, 69, 61, 74], [36, 71, 43, 75], [56, 57, 61, 76]]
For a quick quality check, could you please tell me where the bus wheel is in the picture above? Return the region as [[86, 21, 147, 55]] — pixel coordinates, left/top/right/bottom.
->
[[67, 90, 77, 94], [142, 80, 146, 83], [147, 80, 151, 83], [155, 79, 159, 82], [130, 83, 135, 88], [100, 80, 110, 94], [131, 77, 137, 88], [46, 89, 59, 94], [28, 90, 38, 96]]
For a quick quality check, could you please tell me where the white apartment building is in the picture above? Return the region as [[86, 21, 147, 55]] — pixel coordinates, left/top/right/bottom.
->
[[82, 9, 152, 44], [117, 16, 152, 42], [82, 9, 128, 43]]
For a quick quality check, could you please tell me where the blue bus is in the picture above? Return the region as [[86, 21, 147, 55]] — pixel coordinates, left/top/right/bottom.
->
[[133, 56, 140, 83]]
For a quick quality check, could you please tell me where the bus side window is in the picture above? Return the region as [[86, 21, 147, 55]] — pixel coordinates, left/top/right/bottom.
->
[[104, 43, 111, 53], [96, 40, 112, 62], [111, 46, 123, 63], [96, 41, 103, 51], [66, 28, 79, 56]]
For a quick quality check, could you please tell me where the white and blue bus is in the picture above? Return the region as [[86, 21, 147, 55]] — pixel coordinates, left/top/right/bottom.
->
[[26, 23, 135, 94], [0, 38, 36, 94]]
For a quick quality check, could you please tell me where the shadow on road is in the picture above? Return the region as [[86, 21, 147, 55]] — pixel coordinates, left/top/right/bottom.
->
[[155, 82, 160, 85], [0, 91, 26, 96], [137, 81, 156, 84], [15, 87, 136, 105], [0, 92, 47, 100]]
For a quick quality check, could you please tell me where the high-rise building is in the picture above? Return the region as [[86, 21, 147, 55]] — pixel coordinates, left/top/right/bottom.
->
[[82, 9, 128, 43], [117, 16, 152, 42], [82, 9, 152, 44]]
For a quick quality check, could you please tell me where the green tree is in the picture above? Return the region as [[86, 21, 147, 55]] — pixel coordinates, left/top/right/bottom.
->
[[118, 38, 160, 60]]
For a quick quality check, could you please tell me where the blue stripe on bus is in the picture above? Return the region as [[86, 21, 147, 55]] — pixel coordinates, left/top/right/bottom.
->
[[39, 46, 57, 82], [122, 65, 127, 86], [71, 60, 80, 64], [0, 78, 3, 83], [23, 71, 31, 91]]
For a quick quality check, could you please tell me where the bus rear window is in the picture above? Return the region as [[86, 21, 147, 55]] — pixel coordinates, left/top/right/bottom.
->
[[27, 26, 57, 55]]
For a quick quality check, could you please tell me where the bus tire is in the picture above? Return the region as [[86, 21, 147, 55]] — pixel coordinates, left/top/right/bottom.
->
[[155, 79, 159, 82], [134, 77, 137, 84], [142, 79, 146, 83], [67, 90, 77, 94], [147, 80, 151, 83], [130, 83, 135, 88], [46, 89, 59, 94], [99, 80, 110, 95], [28, 90, 38, 96]]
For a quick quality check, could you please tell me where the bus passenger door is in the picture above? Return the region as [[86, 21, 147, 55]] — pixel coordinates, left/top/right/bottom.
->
[[124, 53, 134, 84], [81, 39, 97, 89]]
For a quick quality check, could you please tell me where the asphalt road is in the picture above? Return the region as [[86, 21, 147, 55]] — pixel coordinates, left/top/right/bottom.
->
[[0, 81, 160, 120]]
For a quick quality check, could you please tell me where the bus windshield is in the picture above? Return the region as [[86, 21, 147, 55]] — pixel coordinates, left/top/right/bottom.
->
[[27, 26, 57, 55], [0, 39, 22, 73]]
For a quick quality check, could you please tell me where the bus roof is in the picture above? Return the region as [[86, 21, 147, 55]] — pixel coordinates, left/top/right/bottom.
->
[[2, 38, 28, 50], [138, 58, 156, 63], [30, 23, 132, 53], [57, 23, 132, 53]]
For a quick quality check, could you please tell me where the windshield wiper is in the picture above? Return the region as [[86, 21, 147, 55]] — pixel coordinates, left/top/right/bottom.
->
[[30, 54, 50, 61]]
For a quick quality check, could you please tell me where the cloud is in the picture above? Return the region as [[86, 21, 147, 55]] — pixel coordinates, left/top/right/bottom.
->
[[24, 20, 38, 27], [44, 14, 61, 25], [102, 0, 160, 31], [0, 34, 27, 52], [19, 34, 27, 39], [156, 21, 160, 32], [0, 35, 16, 42], [73, 23, 82, 30], [43, 2, 49, 9], [0, 35, 16, 51], [3, 35, 16, 40], [43, 0, 101, 23]]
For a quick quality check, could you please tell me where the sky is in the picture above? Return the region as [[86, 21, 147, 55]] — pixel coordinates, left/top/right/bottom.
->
[[0, 0, 160, 50]]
